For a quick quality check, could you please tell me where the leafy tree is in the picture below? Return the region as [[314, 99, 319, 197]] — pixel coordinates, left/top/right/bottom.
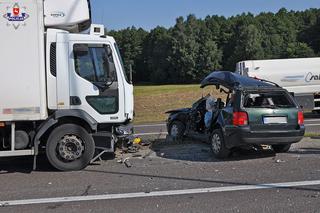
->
[[109, 27, 148, 81], [285, 42, 315, 58], [226, 24, 264, 70], [143, 27, 172, 83], [108, 8, 320, 84]]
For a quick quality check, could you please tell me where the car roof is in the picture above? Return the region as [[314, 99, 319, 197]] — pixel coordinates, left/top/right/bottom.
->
[[200, 71, 279, 90]]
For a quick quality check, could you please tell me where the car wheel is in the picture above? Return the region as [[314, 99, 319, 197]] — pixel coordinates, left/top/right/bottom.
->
[[46, 124, 95, 171], [272, 144, 291, 153], [169, 121, 185, 140], [210, 129, 230, 159]]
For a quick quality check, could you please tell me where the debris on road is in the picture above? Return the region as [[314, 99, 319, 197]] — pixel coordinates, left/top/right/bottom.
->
[[133, 137, 142, 145], [123, 158, 132, 168], [141, 140, 151, 146], [116, 157, 132, 168], [275, 159, 286, 163]]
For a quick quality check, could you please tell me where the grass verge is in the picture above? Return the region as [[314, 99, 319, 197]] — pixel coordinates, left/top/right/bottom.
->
[[134, 84, 222, 124], [304, 132, 320, 138]]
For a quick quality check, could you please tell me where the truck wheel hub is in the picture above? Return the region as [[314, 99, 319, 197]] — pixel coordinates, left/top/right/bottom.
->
[[58, 135, 84, 161]]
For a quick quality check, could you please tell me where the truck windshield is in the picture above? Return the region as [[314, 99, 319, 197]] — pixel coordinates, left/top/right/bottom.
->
[[243, 91, 296, 109], [114, 43, 130, 83], [74, 44, 116, 83]]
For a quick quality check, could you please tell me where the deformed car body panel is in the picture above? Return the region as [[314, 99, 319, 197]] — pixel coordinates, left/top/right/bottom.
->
[[200, 71, 278, 89]]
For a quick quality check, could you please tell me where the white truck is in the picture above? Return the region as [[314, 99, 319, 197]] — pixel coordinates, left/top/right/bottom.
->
[[0, 0, 134, 170], [236, 57, 320, 111]]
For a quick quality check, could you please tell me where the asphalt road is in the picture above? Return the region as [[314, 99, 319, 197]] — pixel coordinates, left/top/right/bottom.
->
[[0, 118, 319, 213]]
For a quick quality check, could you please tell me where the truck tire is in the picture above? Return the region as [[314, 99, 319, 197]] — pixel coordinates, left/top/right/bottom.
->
[[46, 124, 95, 171], [210, 129, 230, 159], [168, 121, 185, 140], [272, 144, 291, 153]]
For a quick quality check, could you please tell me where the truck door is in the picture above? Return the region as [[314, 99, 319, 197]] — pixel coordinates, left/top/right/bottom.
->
[[68, 42, 125, 123]]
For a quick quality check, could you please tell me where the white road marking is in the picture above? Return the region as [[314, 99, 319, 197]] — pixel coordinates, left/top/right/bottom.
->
[[1, 180, 320, 207], [134, 124, 166, 128], [134, 132, 167, 136], [305, 124, 320, 127], [305, 119, 320, 122]]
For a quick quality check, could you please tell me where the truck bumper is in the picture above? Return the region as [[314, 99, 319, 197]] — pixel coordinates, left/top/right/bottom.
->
[[224, 125, 305, 148]]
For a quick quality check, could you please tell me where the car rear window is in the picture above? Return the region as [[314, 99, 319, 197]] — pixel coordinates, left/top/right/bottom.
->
[[243, 91, 296, 108]]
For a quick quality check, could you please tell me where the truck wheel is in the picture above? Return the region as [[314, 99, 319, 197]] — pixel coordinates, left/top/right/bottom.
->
[[168, 121, 185, 140], [46, 124, 95, 171], [210, 129, 230, 159], [272, 144, 291, 153]]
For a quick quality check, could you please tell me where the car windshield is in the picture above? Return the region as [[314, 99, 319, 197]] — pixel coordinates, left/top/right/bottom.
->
[[243, 91, 295, 109]]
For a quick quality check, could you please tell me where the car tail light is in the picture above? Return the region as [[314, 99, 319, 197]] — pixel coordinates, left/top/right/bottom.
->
[[298, 111, 304, 125], [233, 112, 248, 126]]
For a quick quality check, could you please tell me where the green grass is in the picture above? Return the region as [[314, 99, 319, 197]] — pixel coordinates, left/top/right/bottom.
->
[[304, 132, 320, 138], [133, 84, 223, 124]]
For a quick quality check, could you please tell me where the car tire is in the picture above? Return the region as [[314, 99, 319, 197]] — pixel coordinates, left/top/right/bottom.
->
[[210, 129, 230, 159], [272, 144, 291, 153], [168, 121, 185, 140], [46, 124, 95, 171]]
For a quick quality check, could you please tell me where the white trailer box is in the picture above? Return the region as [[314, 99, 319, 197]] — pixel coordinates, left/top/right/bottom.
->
[[0, 0, 47, 121], [236, 57, 320, 111]]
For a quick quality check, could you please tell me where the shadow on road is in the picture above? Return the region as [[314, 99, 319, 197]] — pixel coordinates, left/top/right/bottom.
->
[[0, 155, 55, 174], [0, 152, 116, 174], [150, 138, 276, 162], [288, 147, 320, 155]]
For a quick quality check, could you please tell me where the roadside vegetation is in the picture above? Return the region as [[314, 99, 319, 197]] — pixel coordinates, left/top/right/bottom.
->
[[304, 132, 320, 137], [134, 85, 222, 124], [110, 8, 320, 85]]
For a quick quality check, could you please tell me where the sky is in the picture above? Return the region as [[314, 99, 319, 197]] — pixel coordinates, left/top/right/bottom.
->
[[91, 0, 320, 31]]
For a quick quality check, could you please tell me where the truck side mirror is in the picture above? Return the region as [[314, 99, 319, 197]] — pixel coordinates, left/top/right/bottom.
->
[[106, 45, 112, 57]]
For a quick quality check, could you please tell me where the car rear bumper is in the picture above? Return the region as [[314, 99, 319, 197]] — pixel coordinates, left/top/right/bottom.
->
[[224, 125, 305, 148]]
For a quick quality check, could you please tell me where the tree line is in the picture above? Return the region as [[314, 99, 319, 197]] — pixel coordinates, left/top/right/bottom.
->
[[109, 8, 320, 84]]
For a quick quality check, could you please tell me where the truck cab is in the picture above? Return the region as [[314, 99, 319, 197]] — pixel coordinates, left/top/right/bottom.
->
[[0, 0, 134, 170]]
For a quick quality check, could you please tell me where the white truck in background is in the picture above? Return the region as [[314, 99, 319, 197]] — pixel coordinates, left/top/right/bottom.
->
[[236, 57, 320, 112], [0, 0, 134, 170]]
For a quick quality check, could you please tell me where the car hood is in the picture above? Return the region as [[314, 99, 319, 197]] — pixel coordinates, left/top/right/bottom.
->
[[165, 108, 191, 114], [200, 71, 276, 89]]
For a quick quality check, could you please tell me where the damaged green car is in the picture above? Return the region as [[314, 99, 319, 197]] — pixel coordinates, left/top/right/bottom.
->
[[166, 71, 305, 158]]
